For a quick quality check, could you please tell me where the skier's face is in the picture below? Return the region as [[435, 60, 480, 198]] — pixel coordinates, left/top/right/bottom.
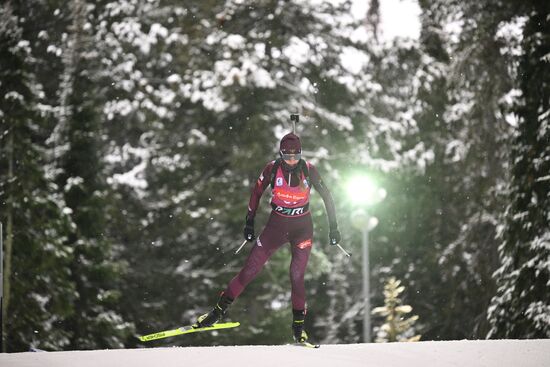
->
[[280, 151, 301, 163], [284, 158, 299, 166]]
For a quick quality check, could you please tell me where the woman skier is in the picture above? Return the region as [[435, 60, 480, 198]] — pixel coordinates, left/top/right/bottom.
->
[[195, 132, 341, 344]]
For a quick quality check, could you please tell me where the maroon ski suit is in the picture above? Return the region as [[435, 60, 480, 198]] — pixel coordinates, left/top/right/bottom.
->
[[223, 159, 338, 310]]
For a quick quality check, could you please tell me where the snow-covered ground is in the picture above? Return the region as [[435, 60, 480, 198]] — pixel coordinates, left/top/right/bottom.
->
[[1, 339, 549, 367]]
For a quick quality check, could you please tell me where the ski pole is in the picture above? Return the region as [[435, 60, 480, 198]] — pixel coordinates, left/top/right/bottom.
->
[[336, 244, 352, 258], [235, 240, 248, 254]]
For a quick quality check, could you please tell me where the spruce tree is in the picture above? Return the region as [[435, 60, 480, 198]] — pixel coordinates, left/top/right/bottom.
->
[[372, 277, 420, 343], [488, 1, 550, 338], [0, 3, 74, 352], [376, 0, 523, 340], [53, 0, 132, 349]]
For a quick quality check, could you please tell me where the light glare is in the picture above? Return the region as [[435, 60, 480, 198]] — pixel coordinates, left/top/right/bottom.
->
[[347, 175, 385, 206]]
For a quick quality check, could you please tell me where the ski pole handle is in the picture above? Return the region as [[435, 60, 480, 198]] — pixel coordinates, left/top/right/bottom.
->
[[235, 240, 248, 254], [336, 244, 352, 258]]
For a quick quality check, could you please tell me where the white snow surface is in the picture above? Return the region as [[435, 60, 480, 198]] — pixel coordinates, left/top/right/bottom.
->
[[1, 339, 549, 367]]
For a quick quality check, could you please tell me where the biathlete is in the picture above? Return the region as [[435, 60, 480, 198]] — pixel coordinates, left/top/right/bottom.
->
[[195, 132, 341, 343]]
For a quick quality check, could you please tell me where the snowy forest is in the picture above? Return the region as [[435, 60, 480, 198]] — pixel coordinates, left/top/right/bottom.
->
[[0, 0, 549, 353]]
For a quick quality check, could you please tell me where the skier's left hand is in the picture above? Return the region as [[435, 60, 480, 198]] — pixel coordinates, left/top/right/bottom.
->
[[329, 228, 341, 246], [243, 215, 255, 242]]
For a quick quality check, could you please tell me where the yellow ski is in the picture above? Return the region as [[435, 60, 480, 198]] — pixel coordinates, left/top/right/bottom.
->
[[294, 341, 320, 348], [138, 322, 240, 342]]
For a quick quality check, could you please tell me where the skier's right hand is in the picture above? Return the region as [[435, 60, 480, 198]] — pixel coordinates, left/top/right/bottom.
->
[[243, 215, 255, 241]]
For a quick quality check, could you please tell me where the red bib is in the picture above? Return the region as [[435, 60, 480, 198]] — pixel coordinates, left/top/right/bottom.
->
[[271, 164, 311, 209]]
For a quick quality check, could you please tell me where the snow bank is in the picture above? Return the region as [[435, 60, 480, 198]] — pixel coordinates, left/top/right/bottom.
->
[[1, 339, 549, 367]]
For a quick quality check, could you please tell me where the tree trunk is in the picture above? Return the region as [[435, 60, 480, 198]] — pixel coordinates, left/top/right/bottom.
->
[[2, 129, 14, 352]]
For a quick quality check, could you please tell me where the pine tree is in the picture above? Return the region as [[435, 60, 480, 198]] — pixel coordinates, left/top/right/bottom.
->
[[375, 0, 524, 340], [372, 277, 420, 343], [488, 1, 550, 338], [0, 3, 74, 352], [53, 0, 133, 349]]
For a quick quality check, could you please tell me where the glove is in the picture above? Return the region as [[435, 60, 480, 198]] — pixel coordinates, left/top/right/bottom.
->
[[329, 227, 341, 246], [243, 215, 255, 242]]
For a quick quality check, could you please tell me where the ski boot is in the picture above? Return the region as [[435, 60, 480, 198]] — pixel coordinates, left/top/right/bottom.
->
[[292, 309, 309, 343], [194, 292, 233, 328]]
